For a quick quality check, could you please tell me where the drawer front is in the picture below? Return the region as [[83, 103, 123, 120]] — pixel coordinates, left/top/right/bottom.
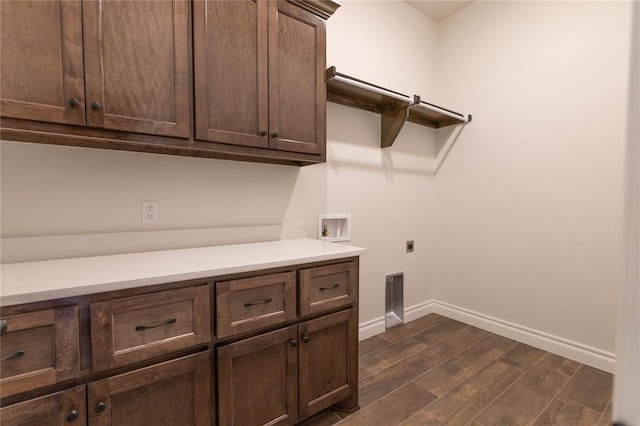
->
[[0, 384, 86, 426], [0, 306, 80, 398], [216, 271, 296, 338], [298, 262, 357, 316], [91, 285, 211, 372]]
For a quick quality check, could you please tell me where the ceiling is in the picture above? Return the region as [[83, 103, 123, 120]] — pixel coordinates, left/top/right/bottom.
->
[[406, 1, 474, 22]]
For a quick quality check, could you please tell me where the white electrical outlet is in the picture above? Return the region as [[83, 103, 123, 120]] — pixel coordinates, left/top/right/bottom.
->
[[141, 201, 158, 224]]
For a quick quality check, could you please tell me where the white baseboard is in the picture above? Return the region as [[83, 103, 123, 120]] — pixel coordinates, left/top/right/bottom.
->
[[359, 299, 616, 373], [358, 300, 436, 341]]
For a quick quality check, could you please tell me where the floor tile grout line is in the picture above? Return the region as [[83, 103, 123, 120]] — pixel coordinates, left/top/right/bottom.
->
[[357, 326, 491, 414], [408, 331, 505, 389], [596, 397, 613, 425], [358, 324, 472, 382], [530, 362, 584, 425], [463, 349, 551, 425], [397, 343, 521, 426]]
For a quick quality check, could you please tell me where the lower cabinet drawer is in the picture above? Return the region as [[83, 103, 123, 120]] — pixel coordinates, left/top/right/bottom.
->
[[298, 262, 358, 316], [90, 285, 211, 371], [216, 271, 296, 338], [0, 306, 80, 398], [0, 385, 86, 426], [88, 351, 211, 426]]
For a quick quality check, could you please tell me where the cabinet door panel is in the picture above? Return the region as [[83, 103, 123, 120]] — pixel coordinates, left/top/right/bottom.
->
[[83, 0, 190, 137], [0, 385, 86, 426], [88, 351, 211, 426], [194, 0, 269, 148], [269, 0, 325, 155], [298, 309, 358, 419], [0, 0, 85, 126], [218, 326, 298, 426]]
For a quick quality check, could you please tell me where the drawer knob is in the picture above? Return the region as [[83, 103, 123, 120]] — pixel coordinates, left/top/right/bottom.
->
[[271, 132, 279, 138], [68, 98, 80, 107], [319, 283, 340, 291], [135, 318, 177, 332], [91, 101, 101, 111], [259, 130, 268, 136], [244, 298, 272, 308], [66, 409, 79, 422], [289, 338, 298, 347], [301, 334, 310, 343], [1, 349, 25, 361], [0, 320, 6, 336], [95, 402, 107, 413]]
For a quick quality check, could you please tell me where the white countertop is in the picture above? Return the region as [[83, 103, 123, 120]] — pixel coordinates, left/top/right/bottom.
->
[[0, 238, 365, 307]]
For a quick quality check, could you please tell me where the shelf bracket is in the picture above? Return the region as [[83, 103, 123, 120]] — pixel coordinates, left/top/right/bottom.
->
[[381, 96, 419, 148]]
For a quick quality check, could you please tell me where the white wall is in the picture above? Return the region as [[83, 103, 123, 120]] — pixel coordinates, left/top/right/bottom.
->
[[433, 1, 630, 356], [0, 1, 632, 371]]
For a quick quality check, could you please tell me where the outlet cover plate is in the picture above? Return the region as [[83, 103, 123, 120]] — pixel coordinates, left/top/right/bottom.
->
[[141, 201, 158, 224]]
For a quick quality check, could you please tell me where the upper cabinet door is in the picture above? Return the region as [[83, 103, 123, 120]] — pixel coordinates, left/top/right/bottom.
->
[[0, 0, 85, 126], [194, 0, 269, 148], [268, 0, 326, 155], [82, 0, 190, 138]]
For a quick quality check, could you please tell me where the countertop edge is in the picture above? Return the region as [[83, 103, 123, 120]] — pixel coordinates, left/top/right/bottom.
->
[[0, 238, 365, 307]]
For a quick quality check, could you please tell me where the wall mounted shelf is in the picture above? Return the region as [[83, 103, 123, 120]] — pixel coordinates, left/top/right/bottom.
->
[[326, 66, 472, 148]]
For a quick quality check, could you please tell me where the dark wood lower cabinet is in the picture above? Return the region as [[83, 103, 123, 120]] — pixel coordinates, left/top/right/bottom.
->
[[218, 326, 299, 426], [0, 385, 86, 426], [88, 351, 211, 425], [0, 258, 359, 425], [217, 308, 358, 426], [299, 309, 358, 419]]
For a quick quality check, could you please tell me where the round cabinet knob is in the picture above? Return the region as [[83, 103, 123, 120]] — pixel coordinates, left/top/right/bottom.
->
[[91, 102, 101, 111], [95, 402, 107, 413], [290, 338, 298, 347], [259, 131, 268, 137], [68, 98, 80, 107], [66, 409, 79, 422], [271, 133, 279, 138], [301, 334, 310, 343]]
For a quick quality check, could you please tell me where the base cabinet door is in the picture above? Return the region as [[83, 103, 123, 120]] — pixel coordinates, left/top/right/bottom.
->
[[0, 385, 86, 426], [298, 309, 358, 419], [87, 351, 211, 426], [217, 326, 298, 426]]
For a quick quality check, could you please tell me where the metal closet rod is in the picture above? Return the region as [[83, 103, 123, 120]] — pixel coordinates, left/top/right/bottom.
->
[[330, 73, 470, 123], [410, 95, 470, 123], [330, 74, 413, 104]]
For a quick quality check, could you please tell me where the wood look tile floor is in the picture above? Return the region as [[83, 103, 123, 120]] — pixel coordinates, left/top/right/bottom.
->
[[300, 314, 613, 426]]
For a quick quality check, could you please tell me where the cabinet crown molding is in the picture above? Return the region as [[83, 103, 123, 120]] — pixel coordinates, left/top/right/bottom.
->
[[290, 0, 340, 19]]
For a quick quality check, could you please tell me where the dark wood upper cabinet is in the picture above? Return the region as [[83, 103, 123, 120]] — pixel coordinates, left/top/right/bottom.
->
[[82, 0, 191, 137], [0, 0, 85, 126], [0, 0, 190, 138], [269, 0, 326, 155], [194, 0, 269, 148], [194, 0, 326, 156], [1, 0, 339, 165]]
